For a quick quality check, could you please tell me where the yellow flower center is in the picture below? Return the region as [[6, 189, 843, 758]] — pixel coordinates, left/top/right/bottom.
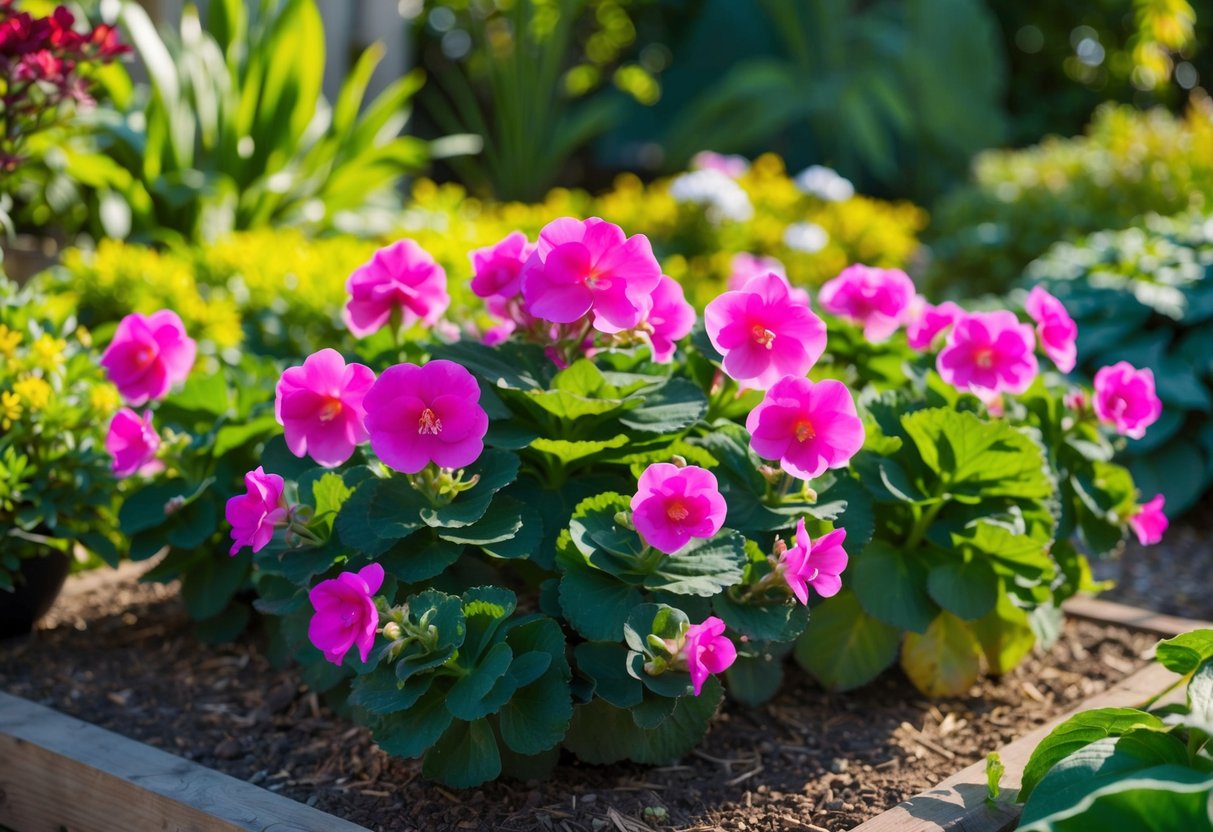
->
[[794, 419, 816, 442], [318, 397, 343, 422], [418, 407, 443, 435], [665, 500, 690, 522], [751, 324, 776, 349]]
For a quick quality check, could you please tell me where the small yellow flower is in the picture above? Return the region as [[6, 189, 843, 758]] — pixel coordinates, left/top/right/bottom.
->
[[31, 334, 67, 369], [89, 384, 121, 415], [13, 376, 51, 411], [0, 324, 21, 358], [1, 391, 22, 430]]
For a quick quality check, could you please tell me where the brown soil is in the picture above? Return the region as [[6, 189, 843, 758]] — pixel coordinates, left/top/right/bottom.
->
[[0, 567, 1159, 832]]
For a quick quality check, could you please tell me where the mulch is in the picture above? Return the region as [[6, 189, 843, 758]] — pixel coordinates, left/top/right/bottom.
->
[[0, 566, 1162, 832]]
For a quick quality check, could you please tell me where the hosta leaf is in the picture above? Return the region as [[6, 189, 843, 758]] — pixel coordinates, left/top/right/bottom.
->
[[900, 611, 982, 697], [1156, 629, 1213, 675], [1019, 709, 1171, 800], [794, 590, 900, 691]]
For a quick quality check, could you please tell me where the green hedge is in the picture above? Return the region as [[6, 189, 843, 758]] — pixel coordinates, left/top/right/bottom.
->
[[1026, 211, 1213, 513]]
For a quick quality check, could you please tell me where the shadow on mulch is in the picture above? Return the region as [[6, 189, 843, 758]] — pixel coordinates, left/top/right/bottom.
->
[[0, 571, 1159, 832]]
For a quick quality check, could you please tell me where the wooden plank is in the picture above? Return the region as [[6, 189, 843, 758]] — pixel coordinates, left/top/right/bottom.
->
[[850, 660, 1182, 832], [1062, 595, 1213, 638], [0, 692, 367, 832]]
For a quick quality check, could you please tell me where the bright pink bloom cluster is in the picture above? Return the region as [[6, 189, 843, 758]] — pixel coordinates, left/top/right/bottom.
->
[[105, 408, 159, 478], [521, 217, 663, 331], [937, 310, 1039, 395], [746, 377, 864, 480], [275, 349, 375, 468], [705, 272, 826, 389], [364, 360, 488, 474], [100, 311, 197, 405], [308, 563, 384, 666], [727, 253, 810, 305], [778, 520, 848, 604], [476, 220, 695, 365], [818, 264, 915, 343], [225, 467, 289, 556], [1129, 494, 1167, 545], [904, 297, 964, 351], [679, 616, 736, 696], [631, 463, 727, 555], [1093, 362, 1162, 439], [344, 239, 450, 338], [1025, 287, 1078, 373]]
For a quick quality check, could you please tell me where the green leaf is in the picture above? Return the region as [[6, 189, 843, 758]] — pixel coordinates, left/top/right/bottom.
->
[[437, 496, 524, 546], [1156, 629, 1213, 675], [1187, 661, 1213, 725], [927, 558, 998, 620], [165, 370, 229, 416], [725, 650, 786, 707], [618, 378, 708, 434], [421, 718, 502, 788], [419, 450, 521, 528], [714, 594, 808, 643], [349, 670, 432, 716], [367, 478, 430, 538], [900, 612, 982, 697], [573, 642, 643, 708], [568, 492, 643, 559], [852, 540, 938, 633], [447, 642, 514, 721], [374, 686, 453, 759], [260, 434, 316, 481], [180, 553, 248, 622], [380, 538, 463, 584], [213, 415, 279, 458], [429, 340, 549, 391], [530, 434, 631, 464], [1021, 766, 1213, 832], [335, 479, 392, 556], [643, 532, 748, 597], [1019, 709, 1171, 800], [499, 666, 573, 755], [556, 554, 643, 641], [901, 408, 1053, 501], [563, 676, 723, 765], [119, 482, 187, 535], [794, 590, 901, 691], [1020, 734, 1193, 828], [394, 590, 466, 682], [460, 586, 517, 664], [312, 472, 354, 520], [950, 520, 1054, 582]]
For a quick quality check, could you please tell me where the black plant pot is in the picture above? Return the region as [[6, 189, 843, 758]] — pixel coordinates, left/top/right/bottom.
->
[[0, 550, 71, 638]]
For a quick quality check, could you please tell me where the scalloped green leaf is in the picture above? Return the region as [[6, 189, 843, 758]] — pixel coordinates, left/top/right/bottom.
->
[[422, 718, 502, 788], [373, 685, 453, 759]]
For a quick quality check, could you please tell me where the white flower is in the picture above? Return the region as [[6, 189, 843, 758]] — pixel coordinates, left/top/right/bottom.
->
[[669, 169, 753, 223], [794, 165, 855, 202], [783, 222, 829, 253]]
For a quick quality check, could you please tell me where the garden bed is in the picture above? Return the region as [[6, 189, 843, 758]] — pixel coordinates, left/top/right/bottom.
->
[[0, 564, 1168, 832]]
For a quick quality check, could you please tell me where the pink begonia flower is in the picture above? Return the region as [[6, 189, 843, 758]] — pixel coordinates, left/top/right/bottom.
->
[[1064, 389, 1088, 412], [691, 150, 749, 179], [817, 264, 915, 343], [1093, 361, 1162, 440], [225, 466, 288, 556], [779, 519, 848, 604], [1025, 286, 1078, 373], [343, 239, 450, 338], [680, 616, 737, 696], [746, 377, 864, 481], [481, 319, 516, 346], [631, 463, 727, 555], [727, 253, 810, 305], [364, 360, 488, 474], [276, 349, 376, 468], [308, 563, 384, 666], [937, 310, 1039, 395], [704, 272, 827, 390], [105, 408, 160, 478], [1129, 494, 1167, 545], [470, 231, 534, 300], [520, 217, 663, 331], [645, 276, 696, 363], [99, 311, 196, 406], [904, 296, 964, 351]]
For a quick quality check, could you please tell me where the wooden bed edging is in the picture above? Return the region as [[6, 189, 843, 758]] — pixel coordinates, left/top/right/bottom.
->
[[0, 691, 368, 832], [1061, 595, 1213, 637], [849, 658, 1182, 831]]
